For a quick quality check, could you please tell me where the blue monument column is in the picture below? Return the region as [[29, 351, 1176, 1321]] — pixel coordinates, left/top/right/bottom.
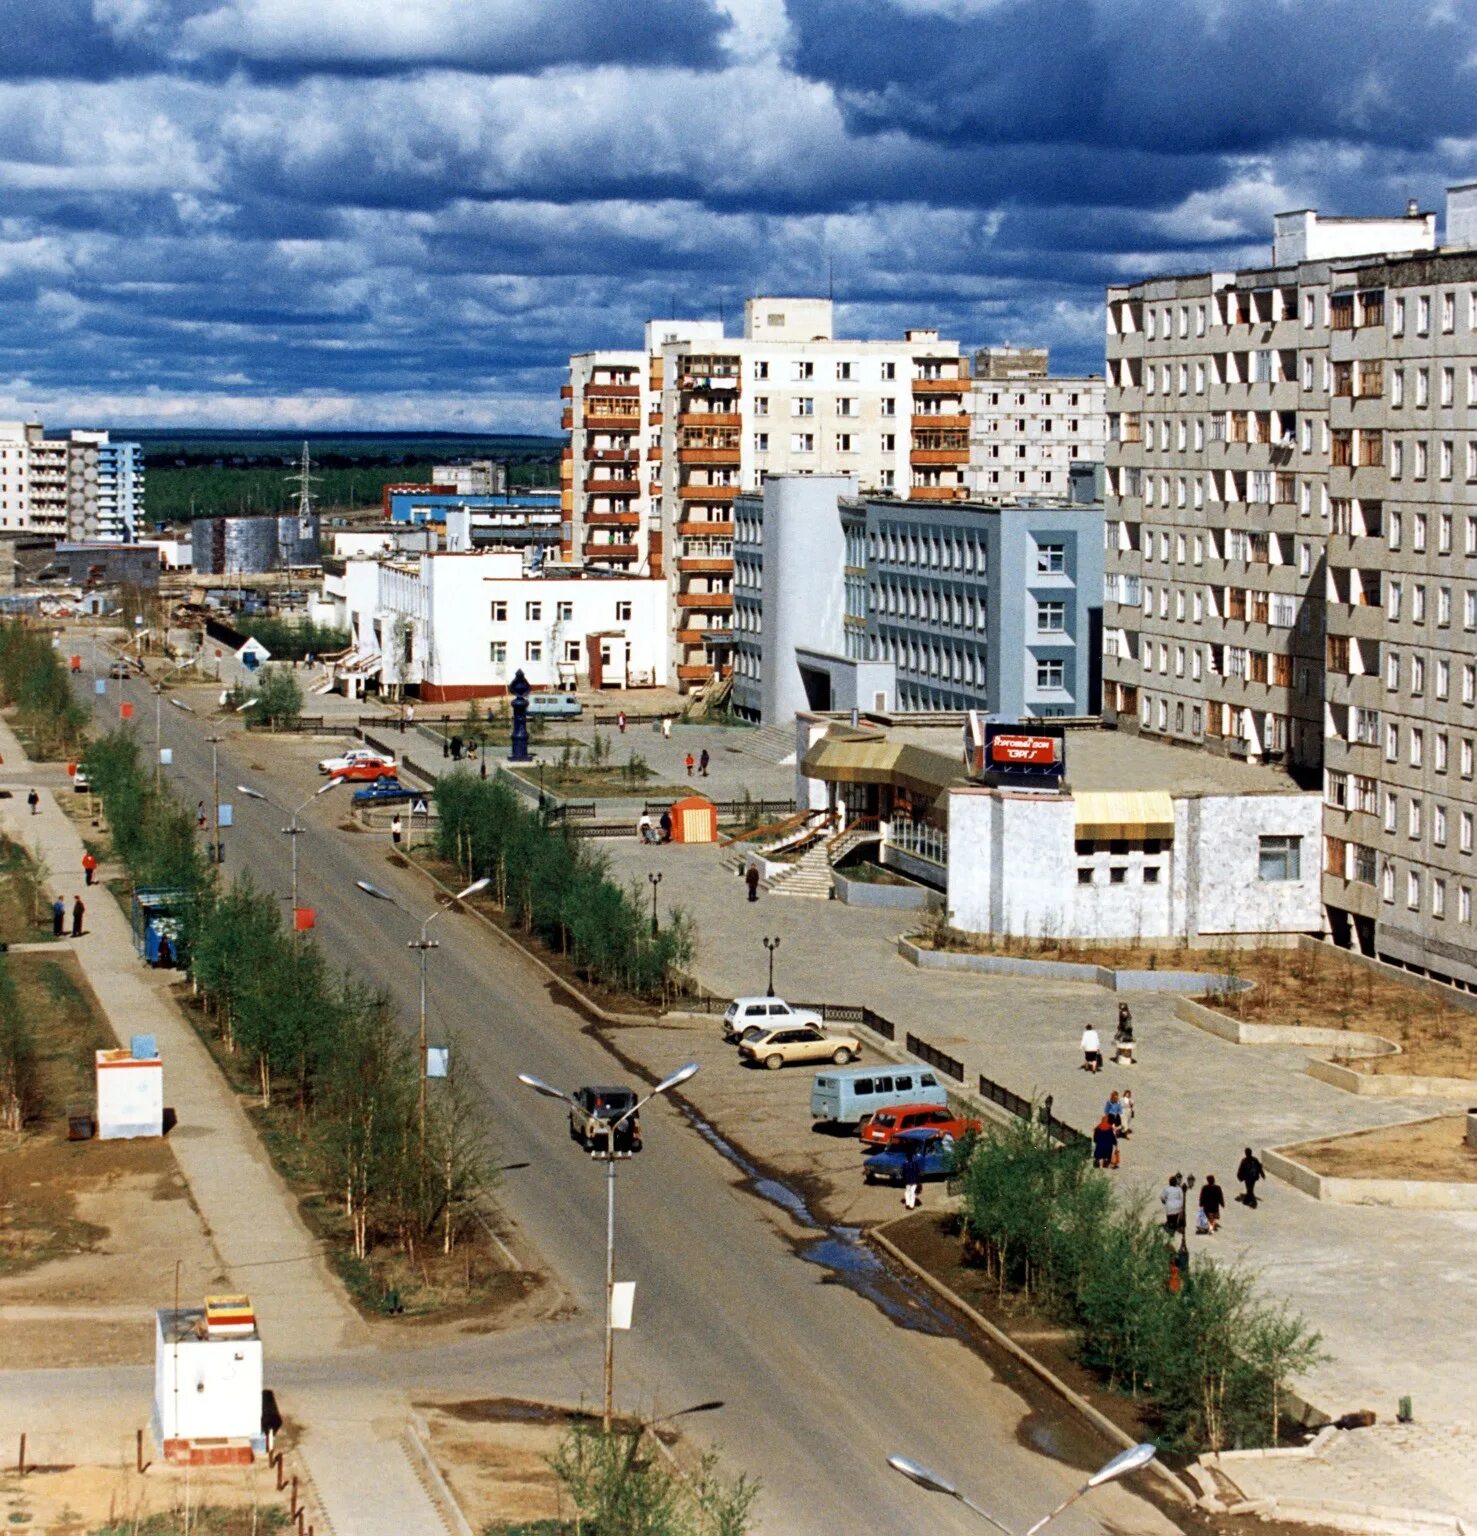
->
[[508, 668, 532, 763]]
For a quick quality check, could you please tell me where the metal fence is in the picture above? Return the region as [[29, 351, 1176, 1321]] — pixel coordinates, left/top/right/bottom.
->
[[905, 1033, 965, 1082], [245, 715, 335, 733], [594, 711, 678, 726], [547, 801, 597, 821], [978, 1074, 1090, 1154], [678, 992, 899, 1042]]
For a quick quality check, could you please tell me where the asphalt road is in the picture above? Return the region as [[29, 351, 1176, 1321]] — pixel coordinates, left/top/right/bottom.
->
[[84, 660, 1177, 1536]]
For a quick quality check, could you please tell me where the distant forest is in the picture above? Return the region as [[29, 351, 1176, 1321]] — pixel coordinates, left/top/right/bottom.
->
[[135, 431, 563, 524]]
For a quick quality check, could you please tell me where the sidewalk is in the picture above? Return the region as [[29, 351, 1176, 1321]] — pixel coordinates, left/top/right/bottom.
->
[[0, 717, 449, 1536], [604, 836, 1477, 1521]]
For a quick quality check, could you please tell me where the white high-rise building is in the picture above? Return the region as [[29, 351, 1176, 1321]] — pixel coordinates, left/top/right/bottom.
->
[[0, 422, 144, 540], [966, 348, 1105, 504]]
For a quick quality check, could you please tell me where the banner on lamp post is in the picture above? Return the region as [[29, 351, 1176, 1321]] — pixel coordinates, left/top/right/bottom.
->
[[95, 678, 106, 695], [120, 702, 134, 720], [158, 748, 172, 765], [293, 907, 316, 932], [609, 1282, 635, 1331]]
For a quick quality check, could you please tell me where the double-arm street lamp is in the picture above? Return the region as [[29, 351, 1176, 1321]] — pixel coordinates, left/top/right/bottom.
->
[[517, 1060, 699, 1434], [887, 1442, 1158, 1536], [237, 779, 341, 913], [358, 876, 490, 1150]]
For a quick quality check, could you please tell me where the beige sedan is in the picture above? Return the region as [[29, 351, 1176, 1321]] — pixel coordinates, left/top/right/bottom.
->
[[738, 1023, 863, 1071]]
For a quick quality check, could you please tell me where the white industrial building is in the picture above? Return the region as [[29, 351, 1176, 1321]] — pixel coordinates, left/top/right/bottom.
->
[[325, 547, 667, 700], [796, 718, 1322, 942]]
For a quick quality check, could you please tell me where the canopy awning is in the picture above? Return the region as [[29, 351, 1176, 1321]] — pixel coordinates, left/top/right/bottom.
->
[[1073, 790, 1175, 841], [801, 732, 961, 800]]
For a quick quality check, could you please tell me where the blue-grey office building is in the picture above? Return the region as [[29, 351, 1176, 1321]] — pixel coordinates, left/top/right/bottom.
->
[[733, 476, 1102, 724]]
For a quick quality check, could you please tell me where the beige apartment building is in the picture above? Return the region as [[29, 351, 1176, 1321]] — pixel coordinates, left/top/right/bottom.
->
[[565, 299, 968, 689], [0, 422, 143, 540], [1106, 186, 1477, 987], [967, 347, 1105, 503]]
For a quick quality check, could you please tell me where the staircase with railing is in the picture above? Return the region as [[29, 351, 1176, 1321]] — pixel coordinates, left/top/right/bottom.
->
[[825, 815, 881, 867]]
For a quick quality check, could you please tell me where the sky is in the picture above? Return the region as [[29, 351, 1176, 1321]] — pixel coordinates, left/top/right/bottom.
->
[[3, 0, 1476, 433]]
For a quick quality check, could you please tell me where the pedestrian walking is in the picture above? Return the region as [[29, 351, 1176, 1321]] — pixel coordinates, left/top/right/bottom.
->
[[1113, 1004, 1136, 1065], [902, 1144, 924, 1210], [698, 748, 710, 777], [82, 851, 97, 886], [27, 788, 39, 816], [52, 896, 65, 937], [638, 812, 658, 845], [1092, 1116, 1119, 1169], [745, 865, 760, 902], [1160, 1173, 1185, 1234], [197, 800, 208, 831], [1199, 1173, 1225, 1233], [1236, 1147, 1265, 1208], [1080, 1025, 1102, 1072], [684, 752, 695, 778], [617, 710, 627, 734], [71, 895, 84, 938], [391, 814, 403, 847], [1104, 1090, 1124, 1134], [1119, 1088, 1135, 1136], [659, 809, 672, 843], [661, 716, 672, 739], [450, 735, 463, 761]]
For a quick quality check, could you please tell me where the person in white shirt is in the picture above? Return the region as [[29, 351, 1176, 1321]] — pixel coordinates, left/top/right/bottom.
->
[[1080, 1025, 1102, 1073]]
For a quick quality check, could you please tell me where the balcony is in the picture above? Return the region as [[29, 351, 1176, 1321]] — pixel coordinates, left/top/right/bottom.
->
[[908, 485, 967, 503], [675, 591, 734, 610], [677, 520, 734, 538], [909, 448, 970, 466], [677, 556, 734, 574], [678, 411, 741, 429], [678, 483, 740, 501], [678, 446, 741, 466], [586, 448, 637, 464], [911, 413, 969, 432], [678, 663, 718, 681], [911, 376, 968, 395], [561, 410, 573, 431], [586, 510, 640, 528], [676, 628, 709, 645], [648, 411, 663, 427], [582, 410, 641, 430], [586, 478, 640, 497], [585, 382, 640, 399], [560, 384, 573, 399], [584, 541, 639, 561], [647, 445, 663, 462], [1325, 603, 1386, 642]]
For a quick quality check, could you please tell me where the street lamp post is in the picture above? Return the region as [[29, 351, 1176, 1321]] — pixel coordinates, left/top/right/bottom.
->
[[762, 935, 780, 997], [203, 731, 223, 863], [358, 877, 489, 1151], [887, 1442, 1157, 1536], [647, 871, 662, 936], [237, 779, 341, 913], [517, 1061, 699, 1434]]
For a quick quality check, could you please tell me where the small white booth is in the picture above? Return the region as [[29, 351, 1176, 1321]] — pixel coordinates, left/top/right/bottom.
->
[[96, 1037, 163, 1139], [154, 1295, 265, 1462]]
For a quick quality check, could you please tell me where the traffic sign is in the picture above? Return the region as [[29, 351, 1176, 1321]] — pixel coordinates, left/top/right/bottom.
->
[[411, 798, 429, 817]]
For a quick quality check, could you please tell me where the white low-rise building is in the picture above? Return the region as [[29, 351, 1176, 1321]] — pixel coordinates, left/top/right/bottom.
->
[[797, 718, 1322, 943], [330, 549, 667, 701]]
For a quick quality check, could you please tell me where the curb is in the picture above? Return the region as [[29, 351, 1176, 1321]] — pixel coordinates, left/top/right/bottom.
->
[[866, 1220, 1199, 1509], [404, 1413, 474, 1536]]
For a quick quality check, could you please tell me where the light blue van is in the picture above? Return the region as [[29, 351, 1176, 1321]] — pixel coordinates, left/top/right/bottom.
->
[[810, 1065, 949, 1127]]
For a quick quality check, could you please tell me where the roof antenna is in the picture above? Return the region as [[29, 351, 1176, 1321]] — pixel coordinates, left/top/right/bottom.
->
[[828, 255, 834, 300]]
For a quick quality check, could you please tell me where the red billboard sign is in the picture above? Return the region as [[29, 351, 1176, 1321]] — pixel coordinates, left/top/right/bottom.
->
[[989, 733, 1059, 766]]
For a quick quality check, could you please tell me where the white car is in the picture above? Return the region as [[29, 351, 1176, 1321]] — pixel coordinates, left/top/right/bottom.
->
[[722, 996, 824, 1044], [318, 747, 396, 776]]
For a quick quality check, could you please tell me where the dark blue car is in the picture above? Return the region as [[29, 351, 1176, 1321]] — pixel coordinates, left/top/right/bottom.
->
[[352, 775, 414, 805], [862, 1127, 958, 1186]]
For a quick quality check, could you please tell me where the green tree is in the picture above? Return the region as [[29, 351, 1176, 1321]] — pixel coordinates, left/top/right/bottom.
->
[[0, 954, 38, 1132], [246, 665, 303, 729]]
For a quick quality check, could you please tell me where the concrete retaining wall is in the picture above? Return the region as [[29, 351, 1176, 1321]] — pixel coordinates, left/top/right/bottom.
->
[[1262, 1139, 1477, 1210], [1174, 997, 1400, 1056], [833, 870, 942, 911], [1304, 1058, 1477, 1100], [899, 938, 1250, 994]]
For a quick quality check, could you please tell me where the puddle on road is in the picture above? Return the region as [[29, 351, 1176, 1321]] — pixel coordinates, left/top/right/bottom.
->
[[682, 1107, 957, 1338]]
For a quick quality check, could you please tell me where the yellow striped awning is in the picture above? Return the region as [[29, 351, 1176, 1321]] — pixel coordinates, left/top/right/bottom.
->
[[1073, 790, 1175, 841], [801, 734, 962, 799]]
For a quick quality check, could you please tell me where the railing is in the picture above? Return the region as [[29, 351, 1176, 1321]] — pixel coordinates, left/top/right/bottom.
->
[[244, 715, 341, 733], [675, 993, 899, 1042], [593, 711, 677, 726], [547, 801, 597, 821], [905, 1033, 965, 1082], [978, 1075, 1090, 1153], [718, 809, 810, 849], [890, 816, 947, 867], [826, 815, 880, 866]]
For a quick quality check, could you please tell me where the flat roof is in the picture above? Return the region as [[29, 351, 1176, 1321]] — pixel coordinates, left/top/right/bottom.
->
[[884, 724, 1305, 797]]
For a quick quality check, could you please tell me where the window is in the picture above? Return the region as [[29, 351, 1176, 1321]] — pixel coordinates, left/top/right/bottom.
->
[[835, 360, 854, 380], [1038, 600, 1066, 632], [524, 601, 542, 622], [563, 639, 581, 663], [792, 397, 814, 417], [1392, 296, 1406, 334], [753, 432, 769, 451], [754, 396, 769, 416], [836, 398, 857, 417], [790, 433, 815, 452], [1418, 294, 1431, 334], [490, 600, 508, 622], [615, 600, 632, 622], [791, 360, 814, 381], [1036, 659, 1065, 689], [881, 398, 897, 417], [1109, 867, 1127, 885], [1408, 870, 1421, 911], [835, 433, 853, 452], [1037, 542, 1065, 573], [1409, 797, 1423, 838], [489, 640, 506, 664], [1382, 863, 1396, 903], [752, 359, 769, 380], [525, 640, 542, 662], [1143, 866, 1161, 884], [881, 361, 896, 381], [1259, 835, 1302, 882], [556, 600, 574, 621], [1077, 867, 1093, 885]]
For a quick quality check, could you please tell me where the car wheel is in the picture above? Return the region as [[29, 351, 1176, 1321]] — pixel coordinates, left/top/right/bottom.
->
[[832, 1048, 854, 1065], [765, 1054, 784, 1071], [864, 1169, 876, 1185]]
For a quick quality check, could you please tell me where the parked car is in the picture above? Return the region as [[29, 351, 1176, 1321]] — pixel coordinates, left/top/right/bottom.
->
[[72, 764, 92, 793], [739, 1023, 862, 1071], [108, 660, 135, 679], [859, 1103, 982, 1148], [333, 755, 398, 782], [319, 747, 395, 777], [862, 1128, 959, 1186], [722, 996, 823, 1043], [811, 1066, 949, 1128], [352, 776, 414, 805], [568, 1086, 642, 1155]]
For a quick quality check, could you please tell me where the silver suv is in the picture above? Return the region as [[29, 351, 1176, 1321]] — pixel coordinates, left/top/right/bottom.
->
[[722, 996, 823, 1044]]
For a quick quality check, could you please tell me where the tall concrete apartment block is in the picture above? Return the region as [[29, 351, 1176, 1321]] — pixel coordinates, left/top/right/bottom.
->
[[0, 422, 143, 540], [1105, 185, 1477, 987], [565, 299, 967, 690], [967, 347, 1106, 503]]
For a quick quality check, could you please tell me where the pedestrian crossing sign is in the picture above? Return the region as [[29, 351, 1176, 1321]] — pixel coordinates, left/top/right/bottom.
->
[[411, 798, 429, 816]]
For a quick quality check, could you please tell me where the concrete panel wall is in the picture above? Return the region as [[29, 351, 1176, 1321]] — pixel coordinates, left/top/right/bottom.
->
[[1187, 792, 1323, 935]]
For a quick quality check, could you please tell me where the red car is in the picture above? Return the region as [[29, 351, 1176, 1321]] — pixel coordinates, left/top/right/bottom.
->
[[331, 754, 396, 782], [859, 1103, 982, 1148]]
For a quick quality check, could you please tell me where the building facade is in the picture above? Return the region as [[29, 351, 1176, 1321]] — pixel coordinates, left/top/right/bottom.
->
[[431, 460, 506, 496], [732, 476, 1102, 723], [966, 349, 1106, 504], [0, 423, 143, 540]]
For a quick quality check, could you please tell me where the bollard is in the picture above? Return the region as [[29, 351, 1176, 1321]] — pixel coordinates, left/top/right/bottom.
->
[[275, 1452, 286, 1490], [17, 1433, 25, 1475], [136, 1428, 144, 1472], [290, 1474, 299, 1518]]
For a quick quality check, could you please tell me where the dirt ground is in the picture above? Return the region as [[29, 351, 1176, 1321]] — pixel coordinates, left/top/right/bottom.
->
[[415, 1399, 573, 1531], [1283, 1114, 1477, 1181], [0, 1460, 287, 1535]]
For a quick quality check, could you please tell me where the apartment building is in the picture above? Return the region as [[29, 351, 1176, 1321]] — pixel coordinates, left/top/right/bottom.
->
[[732, 474, 1102, 723], [431, 460, 506, 496], [967, 348, 1106, 504], [0, 422, 144, 540], [1101, 203, 1436, 778]]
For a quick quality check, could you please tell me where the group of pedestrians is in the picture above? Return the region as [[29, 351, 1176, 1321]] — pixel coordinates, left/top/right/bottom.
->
[[1159, 1152, 1265, 1237], [684, 749, 710, 778], [51, 894, 85, 939], [1091, 1088, 1135, 1168]]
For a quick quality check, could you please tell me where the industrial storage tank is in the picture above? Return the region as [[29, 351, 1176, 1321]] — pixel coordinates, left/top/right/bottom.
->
[[191, 513, 321, 576]]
